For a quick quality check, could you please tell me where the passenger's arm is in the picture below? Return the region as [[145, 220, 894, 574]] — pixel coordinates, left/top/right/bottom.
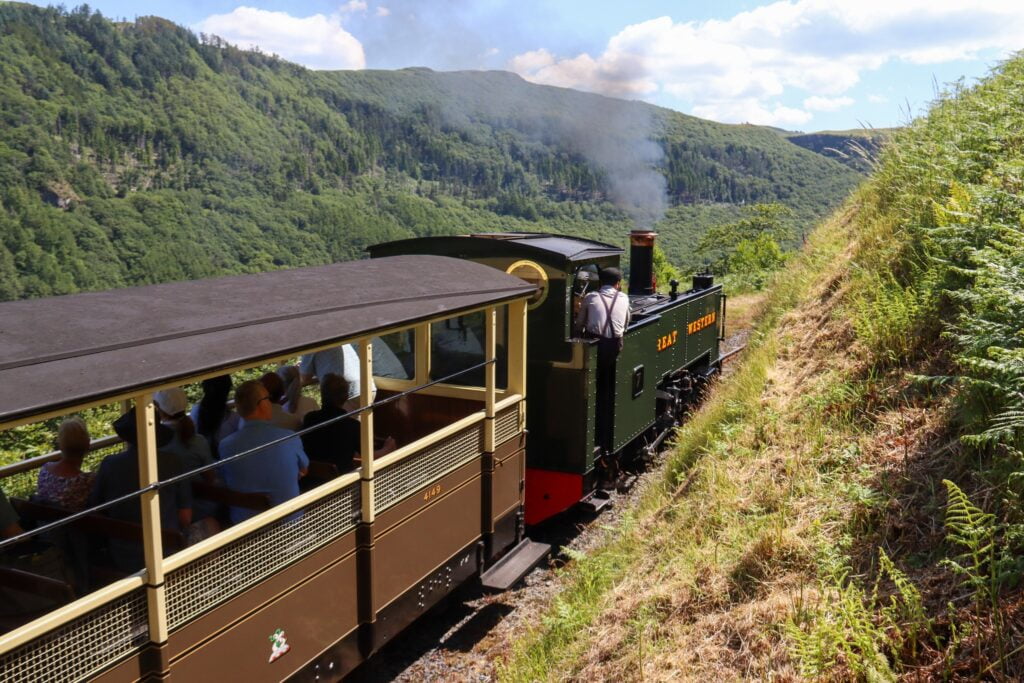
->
[[373, 436, 397, 459], [0, 521, 23, 538], [195, 439, 217, 483], [298, 354, 317, 386], [296, 447, 310, 479], [178, 507, 192, 529]]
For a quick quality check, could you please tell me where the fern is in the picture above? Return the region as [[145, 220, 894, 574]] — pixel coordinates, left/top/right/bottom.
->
[[877, 549, 934, 659], [941, 480, 996, 605], [786, 578, 895, 681]]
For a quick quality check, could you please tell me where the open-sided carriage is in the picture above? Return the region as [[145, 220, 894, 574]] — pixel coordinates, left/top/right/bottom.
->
[[0, 255, 541, 681]]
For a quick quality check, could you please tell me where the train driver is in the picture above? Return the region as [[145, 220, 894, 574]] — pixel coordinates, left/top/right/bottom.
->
[[577, 267, 631, 454]]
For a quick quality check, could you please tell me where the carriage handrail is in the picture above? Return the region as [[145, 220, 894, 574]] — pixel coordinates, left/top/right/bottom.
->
[[0, 434, 122, 479], [0, 358, 495, 552]]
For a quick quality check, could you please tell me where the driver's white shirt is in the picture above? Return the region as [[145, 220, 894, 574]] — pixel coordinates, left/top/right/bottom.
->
[[579, 285, 631, 338]]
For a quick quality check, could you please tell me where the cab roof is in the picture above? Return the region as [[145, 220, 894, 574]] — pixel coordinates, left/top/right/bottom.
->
[[368, 232, 623, 264], [0, 255, 535, 426]]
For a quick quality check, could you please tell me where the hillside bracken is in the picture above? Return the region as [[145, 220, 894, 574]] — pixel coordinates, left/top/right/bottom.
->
[[502, 52, 1024, 681]]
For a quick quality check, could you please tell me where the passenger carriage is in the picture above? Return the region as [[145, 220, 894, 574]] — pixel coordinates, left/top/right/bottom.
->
[[0, 255, 540, 681]]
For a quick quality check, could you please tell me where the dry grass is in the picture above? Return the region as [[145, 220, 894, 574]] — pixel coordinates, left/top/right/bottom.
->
[[502, 205, 879, 681], [501, 188, 1013, 680]]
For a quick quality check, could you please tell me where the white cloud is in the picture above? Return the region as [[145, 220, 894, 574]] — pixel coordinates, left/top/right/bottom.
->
[[508, 1, 1024, 124], [196, 7, 365, 70], [694, 99, 812, 127], [376, 6, 391, 17], [341, 0, 367, 13], [868, 94, 889, 104], [804, 95, 854, 111]]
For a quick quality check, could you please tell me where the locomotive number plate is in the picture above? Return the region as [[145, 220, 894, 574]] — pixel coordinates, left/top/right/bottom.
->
[[687, 311, 716, 335], [656, 330, 678, 352]]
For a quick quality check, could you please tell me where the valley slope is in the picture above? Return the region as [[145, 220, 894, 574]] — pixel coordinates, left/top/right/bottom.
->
[[0, 3, 861, 300]]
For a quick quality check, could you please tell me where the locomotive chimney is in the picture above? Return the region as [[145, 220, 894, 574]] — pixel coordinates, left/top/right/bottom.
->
[[628, 230, 657, 296]]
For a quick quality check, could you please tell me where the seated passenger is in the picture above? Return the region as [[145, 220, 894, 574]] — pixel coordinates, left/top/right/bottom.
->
[[156, 388, 214, 477], [89, 409, 192, 573], [301, 374, 395, 474], [219, 380, 309, 525], [278, 365, 318, 421], [155, 388, 220, 538], [259, 372, 302, 431], [299, 344, 376, 411], [35, 417, 94, 511], [191, 375, 240, 458]]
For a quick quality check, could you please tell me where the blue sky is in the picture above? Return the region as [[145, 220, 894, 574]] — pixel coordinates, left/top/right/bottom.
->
[[31, 1, 1024, 131]]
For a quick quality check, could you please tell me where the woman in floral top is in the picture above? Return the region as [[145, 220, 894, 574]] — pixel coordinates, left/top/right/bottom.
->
[[35, 417, 94, 511]]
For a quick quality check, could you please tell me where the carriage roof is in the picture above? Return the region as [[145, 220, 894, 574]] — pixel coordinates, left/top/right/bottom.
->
[[0, 255, 534, 426], [368, 232, 623, 264]]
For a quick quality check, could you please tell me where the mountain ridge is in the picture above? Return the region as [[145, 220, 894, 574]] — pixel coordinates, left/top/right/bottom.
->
[[0, 3, 861, 300]]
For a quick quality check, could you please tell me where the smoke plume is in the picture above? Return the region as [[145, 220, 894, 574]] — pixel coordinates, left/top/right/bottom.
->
[[350, 1, 669, 227]]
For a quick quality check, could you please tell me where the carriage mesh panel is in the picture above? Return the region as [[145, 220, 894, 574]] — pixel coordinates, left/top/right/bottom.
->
[[0, 588, 147, 683], [374, 424, 483, 514], [165, 482, 360, 631], [494, 404, 520, 447]]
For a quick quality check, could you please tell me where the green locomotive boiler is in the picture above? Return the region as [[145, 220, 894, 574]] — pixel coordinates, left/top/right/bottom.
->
[[369, 232, 725, 525]]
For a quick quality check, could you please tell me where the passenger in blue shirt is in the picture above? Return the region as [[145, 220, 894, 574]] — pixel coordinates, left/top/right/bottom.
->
[[219, 380, 309, 525]]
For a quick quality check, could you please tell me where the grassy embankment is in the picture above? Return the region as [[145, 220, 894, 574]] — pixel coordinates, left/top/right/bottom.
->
[[502, 53, 1024, 681]]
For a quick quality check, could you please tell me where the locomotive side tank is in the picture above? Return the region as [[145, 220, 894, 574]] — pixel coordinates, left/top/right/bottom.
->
[[369, 233, 724, 525]]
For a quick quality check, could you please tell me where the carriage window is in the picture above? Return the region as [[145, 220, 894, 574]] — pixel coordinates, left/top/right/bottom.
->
[[373, 331, 415, 380], [429, 310, 508, 388]]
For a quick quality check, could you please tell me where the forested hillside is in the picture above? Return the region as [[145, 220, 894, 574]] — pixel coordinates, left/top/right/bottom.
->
[[786, 128, 891, 173], [0, 3, 860, 300]]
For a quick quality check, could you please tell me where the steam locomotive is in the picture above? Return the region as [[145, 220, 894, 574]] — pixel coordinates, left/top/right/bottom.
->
[[370, 231, 726, 525]]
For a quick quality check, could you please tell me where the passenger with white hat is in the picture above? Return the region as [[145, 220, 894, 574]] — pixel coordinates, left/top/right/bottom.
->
[[154, 388, 220, 538]]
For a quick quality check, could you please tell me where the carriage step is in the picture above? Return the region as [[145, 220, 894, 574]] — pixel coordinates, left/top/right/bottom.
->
[[579, 489, 613, 514], [480, 539, 550, 591]]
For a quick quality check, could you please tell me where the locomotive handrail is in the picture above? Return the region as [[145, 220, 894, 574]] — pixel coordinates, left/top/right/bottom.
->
[[624, 314, 663, 333]]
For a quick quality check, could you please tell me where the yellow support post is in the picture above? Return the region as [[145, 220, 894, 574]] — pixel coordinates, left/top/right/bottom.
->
[[136, 394, 168, 645], [484, 307, 497, 453], [359, 338, 375, 524], [414, 322, 430, 385], [508, 298, 528, 399]]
